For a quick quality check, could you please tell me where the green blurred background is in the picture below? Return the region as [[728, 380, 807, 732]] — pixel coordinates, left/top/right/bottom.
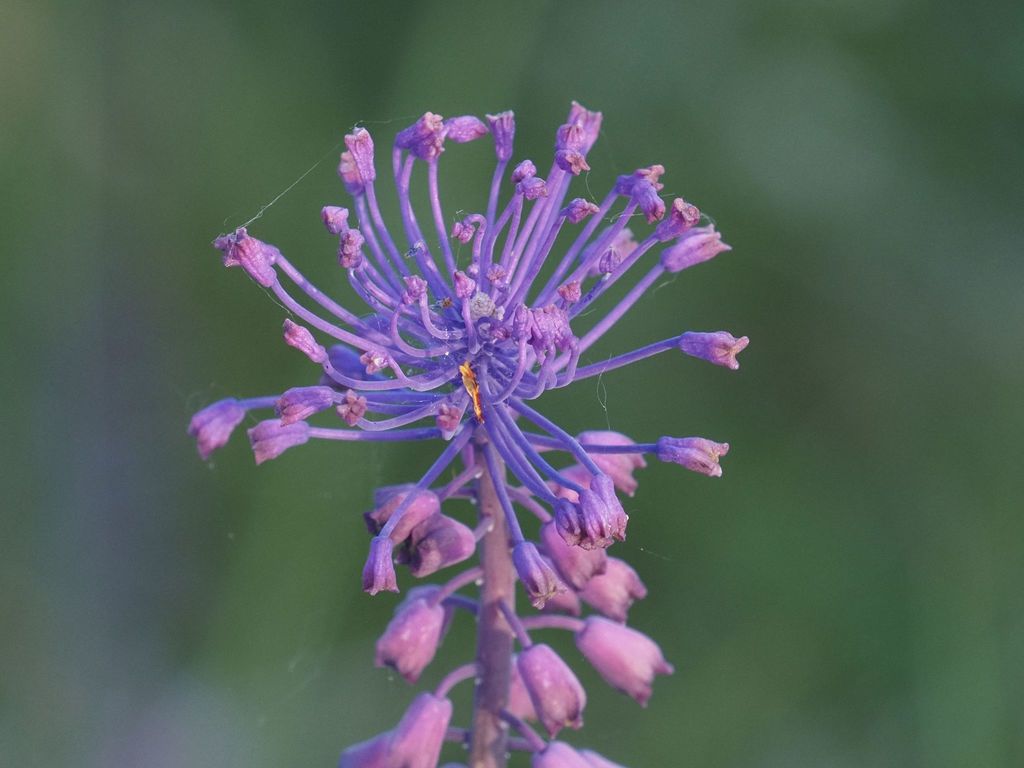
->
[[2, 0, 1022, 766]]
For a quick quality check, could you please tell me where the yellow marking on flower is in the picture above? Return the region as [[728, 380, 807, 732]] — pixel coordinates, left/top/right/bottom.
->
[[459, 361, 484, 422]]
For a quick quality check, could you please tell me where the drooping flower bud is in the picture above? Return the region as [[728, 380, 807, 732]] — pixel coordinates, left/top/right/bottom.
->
[[660, 224, 731, 273], [282, 319, 326, 364], [507, 656, 539, 722], [375, 589, 446, 682], [321, 205, 349, 235], [575, 617, 674, 706], [275, 386, 335, 425], [395, 112, 447, 161], [556, 474, 628, 550], [362, 535, 399, 595], [654, 197, 701, 241], [555, 123, 590, 175], [539, 587, 582, 616], [678, 331, 749, 370], [486, 111, 516, 162], [364, 487, 441, 543], [338, 228, 365, 269], [337, 389, 368, 426], [579, 557, 647, 622], [517, 644, 586, 736], [656, 436, 729, 477], [578, 430, 647, 497], [402, 513, 476, 577], [511, 159, 536, 182], [563, 198, 600, 224], [513, 542, 566, 609], [541, 519, 608, 590], [215, 227, 278, 287], [246, 419, 310, 464], [443, 115, 488, 143], [388, 693, 453, 768], [188, 398, 246, 460]]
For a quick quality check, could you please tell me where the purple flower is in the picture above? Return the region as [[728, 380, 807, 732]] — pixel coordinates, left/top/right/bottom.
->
[[575, 617, 674, 706], [192, 103, 746, 765]]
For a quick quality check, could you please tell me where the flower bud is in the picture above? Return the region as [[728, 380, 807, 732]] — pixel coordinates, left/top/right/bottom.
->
[[388, 693, 453, 768], [567, 100, 603, 153], [451, 220, 475, 244], [215, 227, 278, 287], [578, 430, 647, 497], [660, 225, 730, 272], [557, 281, 581, 304], [188, 399, 246, 460], [513, 542, 566, 609], [396, 112, 446, 161], [344, 128, 376, 185], [453, 270, 476, 299], [579, 557, 647, 622], [402, 513, 476, 577], [517, 643, 586, 736], [364, 487, 440, 543], [575, 617, 674, 706], [511, 159, 536, 182], [375, 590, 446, 682], [517, 175, 548, 200], [678, 331, 749, 370], [541, 520, 607, 590], [563, 198, 599, 224], [321, 205, 349, 235], [656, 436, 729, 477], [282, 319, 326, 364], [507, 657, 538, 722], [275, 386, 335, 425], [246, 419, 309, 464], [362, 536, 399, 595], [337, 389, 368, 426], [443, 115, 488, 143], [338, 228, 365, 269], [486, 111, 516, 162], [558, 474, 628, 550], [654, 197, 701, 241], [402, 275, 427, 304]]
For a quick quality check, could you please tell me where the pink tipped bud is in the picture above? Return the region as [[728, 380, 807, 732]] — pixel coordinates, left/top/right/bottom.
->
[[555, 149, 590, 176], [321, 205, 349, 234], [579, 557, 647, 622], [282, 319, 326, 364], [513, 542, 566, 609], [451, 219, 475, 244], [435, 402, 463, 437], [246, 419, 309, 464], [344, 128, 376, 185], [654, 197, 701, 241], [215, 227, 278, 287], [575, 616, 674, 706], [275, 386, 335, 425], [396, 112, 447, 161], [388, 693, 452, 768], [541, 520, 608, 591], [656, 436, 729, 477], [517, 644, 586, 737], [486, 111, 516, 161], [402, 275, 427, 304], [188, 398, 246, 460], [578, 430, 647, 497], [678, 331, 749, 370], [362, 535, 399, 595], [453, 270, 476, 299], [337, 151, 364, 196], [402, 513, 476, 577], [557, 280, 581, 304], [660, 225, 731, 272], [338, 228, 365, 269], [336, 389, 368, 426], [511, 159, 537, 183], [375, 590, 446, 682], [567, 100, 603, 153], [443, 115, 488, 143], [517, 175, 548, 200], [563, 198, 599, 224], [508, 657, 539, 722]]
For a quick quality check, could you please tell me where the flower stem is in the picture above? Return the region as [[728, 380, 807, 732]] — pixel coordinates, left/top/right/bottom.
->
[[469, 444, 514, 768]]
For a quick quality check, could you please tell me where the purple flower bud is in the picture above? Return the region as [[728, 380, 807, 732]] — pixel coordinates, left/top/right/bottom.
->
[[579, 557, 647, 622], [555, 122, 587, 153], [511, 159, 536, 183], [362, 535, 399, 595], [541, 519, 608, 590], [555, 150, 590, 176], [579, 750, 628, 768], [337, 389, 368, 426], [451, 220, 475, 244], [282, 319, 326, 364], [402, 513, 476, 577], [375, 590, 446, 682], [528, 305, 575, 359], [678, 331, 749, 370], [453, 270, 476, 299], [517, 643, 586, 736], [188, 398, 246, 460], [388, 693, 453, 768], [656, 436, 729, 477], [338, 733, 391, 768], [567, 100, 603, 153], [321, 205, 349, 235], [517, 175, 548, 200], [402, 275, 427, 304], [558, 474, 628, 550], [660, 225, 731, 272], [632, 180, 666, 223], [575, 616, 674, 706], [344, 128, 376, 186], [563, 198, 600, 224], [215, 228, 278, 287], [435, 402, 462, 437], [654, 197, 701, 241], [338, 151, 364, 196], [557, 280, 581, 304], [246, 419, 310, 464], [577, 430, 647, 497], [275, 385, 335, 425], [360, 349, 389, 375], [532, 742, 592, 768], [508, 656, 539, 722], [443, 115, 488, 143], [364, 487, 440, 543], [613, 165, 665, 196], [486, 111, 515, 161], [395, 112, 447, 161], [513, 541, 566, 609], [338, 228, 365, 269], [511, 303, 532, 340]]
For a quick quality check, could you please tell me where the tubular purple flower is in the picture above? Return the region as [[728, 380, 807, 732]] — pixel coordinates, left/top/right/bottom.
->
[[656, 436, 730, 477], [188, 398, 246, 460], [678, 331, 749, 370], [281, 319, 327, 363], [362, 536, 399, 595], [558, 474, 628, 550], [575, 617, 674, 706], [364, 487, 441, 544], [388, 692, 453, 768], [654, 197, 701, 241], [660, 225, 731, 272], [375, 589, 446, 683], [513, 541, 566, 609], [401, 513, 476, 577], [275, 386, 335, 425], [567, 100, 603, 152], [512, 159, 536, 182], [215, 227, 277, 287], [508, 656, 539, 722], [563, 198, 600, 224], [246, 419, 309, 464], [344, 128, 376, 185], [486, 111, 515, 161], [579, 557, 647, 622], [396, 112, 447, 161], [517, 643, 586, 736]]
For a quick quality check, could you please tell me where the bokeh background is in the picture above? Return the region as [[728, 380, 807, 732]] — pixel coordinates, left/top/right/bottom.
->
[[2, 0, 1022, 766]]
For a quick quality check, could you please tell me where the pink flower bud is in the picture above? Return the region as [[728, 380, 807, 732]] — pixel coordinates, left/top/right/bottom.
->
[[511, 159, 536, 182], [517, 644, 586, 736], [336, 389, 368, 426], [388, 693, 453, 768], [188, 398, 246, 460], [402, 513, 476, 577], [513, 542, 566, 609], [656, 436, 729, 477], [532, 742, 592, 768], [541, 519, 608, 590], [362, 536, 398, 595], [246, 419, 309, 464], [282, 319, 326, 364], [443, 115, 488, 143], [486, 111, 516, 161], [563, 198, 600, 224], [579, 557, 647, 622], [575, 617, 674, 706], [375, 589, 445, 682], [577, 430, 647, 497], [654, 197, 701, 241], [364, 487, 440, 544], [321, 205, 349, 235], [661, 225, 732, 272], [275, 386, 335, 425], [678, 331, 749, 370]]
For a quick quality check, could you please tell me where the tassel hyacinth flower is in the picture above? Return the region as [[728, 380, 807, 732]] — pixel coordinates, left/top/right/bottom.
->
[[189, 102, 747, 767]]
